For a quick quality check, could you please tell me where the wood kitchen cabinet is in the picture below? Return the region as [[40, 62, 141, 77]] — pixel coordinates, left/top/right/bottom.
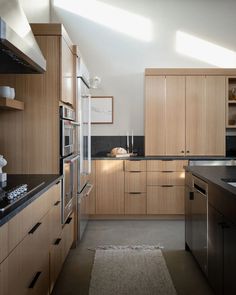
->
[[0, 24, 76, 174], [147, 160, 186, 215], [0, 223, 8, 264], [145, 76, 166, 156], [166, 76, 185, 155], [186, 75, 225, 156], [95, 160, 124, 214], [145, 69, 229, 156], [124, 160, 147, 215], [0, 181, 74, 295], [61, 37, 74, 106], [208, 204, 236, 295]]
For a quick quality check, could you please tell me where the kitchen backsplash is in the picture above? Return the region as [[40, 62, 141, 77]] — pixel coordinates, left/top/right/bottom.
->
[[226, 136, 236, 156], [91, 136, 144, 157]]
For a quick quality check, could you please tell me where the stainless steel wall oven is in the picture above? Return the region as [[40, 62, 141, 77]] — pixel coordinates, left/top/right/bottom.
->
[[60, 105, 79, 224]]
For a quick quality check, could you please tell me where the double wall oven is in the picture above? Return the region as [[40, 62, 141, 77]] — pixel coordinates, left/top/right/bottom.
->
[[60, 106, 79, 224]]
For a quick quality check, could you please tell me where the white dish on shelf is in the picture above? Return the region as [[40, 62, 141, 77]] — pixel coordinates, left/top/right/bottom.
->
[[0, 86, 15, 99]]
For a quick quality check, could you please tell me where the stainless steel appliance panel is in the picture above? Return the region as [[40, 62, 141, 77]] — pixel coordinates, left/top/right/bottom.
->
[[60, 106, 77, 158], [78, 183, 93, 240], [61, 153, 79, 224], [192, 176, 208, 275]]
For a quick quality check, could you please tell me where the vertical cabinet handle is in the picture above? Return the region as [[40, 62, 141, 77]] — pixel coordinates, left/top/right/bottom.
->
[[28, 272, 42, 289]]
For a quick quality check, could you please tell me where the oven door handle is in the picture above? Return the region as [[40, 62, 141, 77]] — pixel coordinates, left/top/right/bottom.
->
[[64, 154, 80, 163], [85, 183, 93, 196], [70, 121, 80, 126]]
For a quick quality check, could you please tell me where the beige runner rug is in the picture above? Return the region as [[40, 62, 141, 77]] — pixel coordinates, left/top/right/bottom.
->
[[89, 245, 177, 295]]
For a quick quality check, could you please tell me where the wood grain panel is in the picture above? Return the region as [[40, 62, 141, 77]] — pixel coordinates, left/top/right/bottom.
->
[[124, 160, 146, 171], [0, 258, 8, 295], [166, 76, 185, 155], [60, 37, 74, 106], [186, 76, 206, 155], [147, 160, 188, 172], [125, 172, 146, 193], [147, 172, 185, 186], [125, 193, 146, 214], [88, 160, 96, 215], [0, 35, 60, 174], [0, 222, 8, 264], [147, 186, 185, 214], [145, 76, 166, 156], [205, 76, 225, 155], [95, 160, 124, 214], [145, 68, 236, 76]]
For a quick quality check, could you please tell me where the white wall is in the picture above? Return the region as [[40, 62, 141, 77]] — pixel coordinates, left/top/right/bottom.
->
[[51, 0, 236, 136], [20, 0, 50, 22]]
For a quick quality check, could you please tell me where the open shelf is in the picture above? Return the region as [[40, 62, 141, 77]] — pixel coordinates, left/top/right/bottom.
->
[[0, 97, 24, 110]]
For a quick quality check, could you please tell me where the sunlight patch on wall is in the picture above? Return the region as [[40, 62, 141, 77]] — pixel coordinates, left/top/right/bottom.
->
[[176, 31, 236, 68], [53, 0, 153, 42]]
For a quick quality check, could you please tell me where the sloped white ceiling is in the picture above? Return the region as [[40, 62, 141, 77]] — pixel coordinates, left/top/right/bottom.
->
[[51, 0, 236, 135]]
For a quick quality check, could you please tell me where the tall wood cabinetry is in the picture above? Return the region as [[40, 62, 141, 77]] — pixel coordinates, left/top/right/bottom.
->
[[145, 69, 236, 157], [0, 24, 76, 174]]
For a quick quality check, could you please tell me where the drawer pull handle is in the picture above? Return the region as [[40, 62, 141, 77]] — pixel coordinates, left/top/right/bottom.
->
[[66, 217, 73, 224], [28, 222, 42, 234], [161, 159, 173, 162], [162, 171, 173, 173], [189, 191, 194, 200], [161, 185, 174, 187], [129, 192, 142, 194], [129, 171, 141, 173], [28, 272, 42, 289], [129, 159, 141, 161], [54, 200, 61, 206], [54, 238, 62, 245]]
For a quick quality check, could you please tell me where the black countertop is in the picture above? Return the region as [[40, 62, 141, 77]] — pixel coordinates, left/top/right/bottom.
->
[[92, 156, 236, 160], [0, 174, 62, 226], [185, 166, 236, 196]]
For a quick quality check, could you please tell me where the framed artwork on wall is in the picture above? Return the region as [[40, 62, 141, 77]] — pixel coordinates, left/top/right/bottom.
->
[[91, 96, 114, 124]]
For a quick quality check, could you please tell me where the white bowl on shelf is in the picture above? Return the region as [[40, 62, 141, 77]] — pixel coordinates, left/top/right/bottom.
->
[[9, 88, 15, 99], [0, 86, 11, 99]]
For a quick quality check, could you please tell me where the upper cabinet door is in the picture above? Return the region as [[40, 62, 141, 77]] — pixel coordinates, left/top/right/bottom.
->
[[166, 76, 185, 156], [186, 76, 206, 155], [145, 76, 165, 156], [186, 76, 225, 156], [205, 76, 225, 156], [61, 38, 74, 107]]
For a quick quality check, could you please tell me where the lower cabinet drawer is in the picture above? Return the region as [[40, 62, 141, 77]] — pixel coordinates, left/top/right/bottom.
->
[[125, 193, 146, 215], [147, 160, 188, 172], [147, 186, 185, 214], [147, 172, 185, 186], [125, 172, 146, 193]]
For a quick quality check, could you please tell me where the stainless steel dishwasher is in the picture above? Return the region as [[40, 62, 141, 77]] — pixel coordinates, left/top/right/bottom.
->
[[192, 175, 208, 275]]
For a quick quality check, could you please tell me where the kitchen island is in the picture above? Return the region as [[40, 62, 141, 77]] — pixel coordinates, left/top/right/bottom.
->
[[185, 166, 236, 295]]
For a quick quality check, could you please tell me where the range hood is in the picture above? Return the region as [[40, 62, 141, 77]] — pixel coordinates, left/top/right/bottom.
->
[[0, 0, 46, 73]]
